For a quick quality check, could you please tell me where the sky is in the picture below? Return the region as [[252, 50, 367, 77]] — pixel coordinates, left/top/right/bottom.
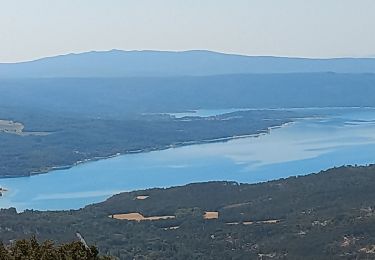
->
[[1, 0, 375, 62]]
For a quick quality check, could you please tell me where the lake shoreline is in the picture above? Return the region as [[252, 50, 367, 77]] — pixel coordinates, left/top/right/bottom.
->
[[2, 107, 375, 211], [0, 119, 295, 180], [4, 106, 374, 179]]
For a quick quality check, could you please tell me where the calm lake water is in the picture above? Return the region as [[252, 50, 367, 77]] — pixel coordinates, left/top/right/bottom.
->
[[1, 107, 375, 211]]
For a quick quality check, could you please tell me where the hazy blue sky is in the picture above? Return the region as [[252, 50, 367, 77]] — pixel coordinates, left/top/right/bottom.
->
[[1, 0, 375, 62]]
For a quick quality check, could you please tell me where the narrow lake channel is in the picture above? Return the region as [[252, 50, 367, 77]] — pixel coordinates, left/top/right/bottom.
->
[[1, 107, 375, 211]]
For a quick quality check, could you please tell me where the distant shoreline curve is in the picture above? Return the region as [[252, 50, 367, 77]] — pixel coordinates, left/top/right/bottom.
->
[[0, 120, 296, 180]]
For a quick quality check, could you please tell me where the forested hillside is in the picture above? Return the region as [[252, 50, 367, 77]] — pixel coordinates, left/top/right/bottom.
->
[[0, 110, 296, 177], [1, 165, 375, 259]]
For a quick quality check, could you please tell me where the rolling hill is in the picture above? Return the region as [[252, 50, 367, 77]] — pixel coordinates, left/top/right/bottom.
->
[[1, 50, 375, 78]]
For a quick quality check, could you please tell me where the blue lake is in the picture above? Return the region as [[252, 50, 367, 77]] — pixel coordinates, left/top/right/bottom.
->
[[1, 107, 375, 211]]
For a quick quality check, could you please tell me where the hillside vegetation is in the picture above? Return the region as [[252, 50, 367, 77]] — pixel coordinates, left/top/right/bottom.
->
[[1, 165, 375, 259], [0, 110, 296, 177], [0, 237, 112, 260]]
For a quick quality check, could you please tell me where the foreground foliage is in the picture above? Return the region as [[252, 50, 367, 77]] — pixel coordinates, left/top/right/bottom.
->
[[0, 237, 111, 260]]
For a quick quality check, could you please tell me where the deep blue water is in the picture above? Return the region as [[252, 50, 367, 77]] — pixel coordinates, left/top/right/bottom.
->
[[1, 108, 375, 211]]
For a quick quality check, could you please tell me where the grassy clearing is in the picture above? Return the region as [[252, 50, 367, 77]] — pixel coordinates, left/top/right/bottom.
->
[[203, 211, 219, 220], [110, 212, 175, 221]]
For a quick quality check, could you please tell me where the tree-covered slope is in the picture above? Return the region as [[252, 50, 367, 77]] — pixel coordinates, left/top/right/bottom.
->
[[1, 165, 375, 259], [0, 110, 295, 177]]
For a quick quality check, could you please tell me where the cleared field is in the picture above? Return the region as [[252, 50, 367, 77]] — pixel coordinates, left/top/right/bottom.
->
[[110, 212, 175, 221], [203, 211, 219, 220], [135, 195, 149, 200], [0, 120, 24, 135], [0, 119, 49, 136]]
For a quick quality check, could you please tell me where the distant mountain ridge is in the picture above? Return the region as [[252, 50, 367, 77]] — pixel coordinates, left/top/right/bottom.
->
[[1, 50, 375, 78]]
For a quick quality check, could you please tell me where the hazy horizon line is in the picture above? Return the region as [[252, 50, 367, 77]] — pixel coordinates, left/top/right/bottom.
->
[[2, 49, 375, 64]]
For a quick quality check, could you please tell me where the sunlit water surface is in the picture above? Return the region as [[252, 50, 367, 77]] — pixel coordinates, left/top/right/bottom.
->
[[1, 108, 375, 211]]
